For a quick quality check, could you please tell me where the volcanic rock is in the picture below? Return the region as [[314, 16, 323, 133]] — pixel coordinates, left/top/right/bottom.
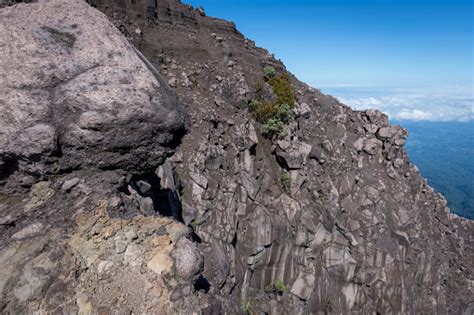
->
[[0, 0, 472, 314]]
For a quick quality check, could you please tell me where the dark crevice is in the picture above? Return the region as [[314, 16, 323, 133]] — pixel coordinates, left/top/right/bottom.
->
[[0, 156, 19, 181], [194, 274, 211, 293], [249, 143, 257, 156], [54, 136, 63, 158], [228, 281, 238, 295], [189, 231, 201, 243], [1, 221, 16, 228], [230, 232, 237, 248], [129, 172, 184, 222]]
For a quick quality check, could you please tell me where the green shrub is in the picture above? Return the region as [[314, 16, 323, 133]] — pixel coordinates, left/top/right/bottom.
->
[[254, 80, 263, 93], [254, 101, 277, 122], [280, 172, 292, 190], [265, 279, 287, 294], [276, 103, 292, 123], [246, 68, 296, 139], [249, 99, 261, 112], [268, 73, 295, 108], [190, 220, 198, 230], [263, 65, 277, 78], [241, 302, 254, 315], [274, 279, 287, 293], [262, 118, 287, 138]]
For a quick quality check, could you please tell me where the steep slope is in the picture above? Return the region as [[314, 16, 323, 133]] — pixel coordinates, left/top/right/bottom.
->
[[0, 0, 472, 314], [85, 0, 473, 313]]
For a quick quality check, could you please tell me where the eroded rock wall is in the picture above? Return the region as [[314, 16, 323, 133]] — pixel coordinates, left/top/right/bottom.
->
[[85, 0, 473, 313]]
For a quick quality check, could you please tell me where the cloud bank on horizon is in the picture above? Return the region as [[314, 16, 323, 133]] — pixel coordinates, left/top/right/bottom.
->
[[323, 86, 473, 122]]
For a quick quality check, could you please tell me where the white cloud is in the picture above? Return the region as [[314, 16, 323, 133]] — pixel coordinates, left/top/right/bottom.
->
[[331, 86, 474, 122], [395, 109, 431, 121]]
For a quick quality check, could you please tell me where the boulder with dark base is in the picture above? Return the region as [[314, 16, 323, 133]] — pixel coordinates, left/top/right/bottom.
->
[[0, 0, 188, 193]]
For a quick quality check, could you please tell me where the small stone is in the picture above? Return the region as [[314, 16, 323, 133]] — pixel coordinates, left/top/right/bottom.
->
[[97, 260, 114, 274], [24, 181, 55, 212], [197, 6, 205, 16], [294, 102, 311, 118], [170, 287, 182, 302], [205, 145, 223, 170], [150, 286, 162, 298], [109, 196, 122, 208], [147, 249, 173, 275], [291, 272, 315, 300], [139, 197, 155, 214], [136, 180, 152, 194], [277, 140, 291, 151], [11, 222, 44, 240], [124, 243, 143, 267], [61, 178, 80, 192], [377, 126, 398, 139], [363, 138, 382, 155], [214, 96, 225, 107], [353, 138, 364, 152], [394, 159, 404, 168], [168, 77, 178, 88], [0, 215, 14, 225], [309, 147, 327, 164], [115, 239, 128, 254], [124, 230, 138, 241], [182, 285, 191, 296]]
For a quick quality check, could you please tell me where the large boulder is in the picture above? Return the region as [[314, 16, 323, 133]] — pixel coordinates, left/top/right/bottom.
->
[[0, 0, 188, 191]]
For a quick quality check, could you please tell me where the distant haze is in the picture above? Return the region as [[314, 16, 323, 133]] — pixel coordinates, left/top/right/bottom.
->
[[323, 85, 473, 122], [400, 120, 474, 219]]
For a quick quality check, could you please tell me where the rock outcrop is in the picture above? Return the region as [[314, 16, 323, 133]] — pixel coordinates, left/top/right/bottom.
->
[[0, 0, 472, 314], [0, 1, 200, 313], [0, 0, 187, 194]]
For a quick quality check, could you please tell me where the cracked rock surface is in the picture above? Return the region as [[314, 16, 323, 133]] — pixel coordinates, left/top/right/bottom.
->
[[0, 1, 201, 313], [0, 0, 473, 314], [87, 0, 472, 313], [0, 0, 187, 194]]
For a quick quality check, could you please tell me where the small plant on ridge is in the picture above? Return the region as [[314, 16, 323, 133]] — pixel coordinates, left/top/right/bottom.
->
[[280, 172, 292, 191], [263, 65, 277, 78], [265, 279, 287, 295]]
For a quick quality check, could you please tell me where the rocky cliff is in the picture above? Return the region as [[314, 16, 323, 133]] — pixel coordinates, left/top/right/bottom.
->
[[0, 0, 472, 314]]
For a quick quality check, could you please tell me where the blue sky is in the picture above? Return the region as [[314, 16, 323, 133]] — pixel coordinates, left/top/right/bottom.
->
[[184, 0, 473, 121]]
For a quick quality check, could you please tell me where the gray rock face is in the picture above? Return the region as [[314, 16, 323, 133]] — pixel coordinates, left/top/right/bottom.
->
[[291, 271, 315, 301], [91, 1, 470, 314], [0, 0, 188, 192], [0, 2, 195, 313], [0, 0, 472, 314]]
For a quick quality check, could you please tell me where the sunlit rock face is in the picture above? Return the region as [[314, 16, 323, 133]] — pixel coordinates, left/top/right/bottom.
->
[[0, 1, 196, 313], [0, 0, 472, 314], [0, 0, 187, 193]]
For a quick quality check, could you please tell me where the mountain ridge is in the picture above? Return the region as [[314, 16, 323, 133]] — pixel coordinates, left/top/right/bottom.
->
[[0, 0, 472, 313]]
